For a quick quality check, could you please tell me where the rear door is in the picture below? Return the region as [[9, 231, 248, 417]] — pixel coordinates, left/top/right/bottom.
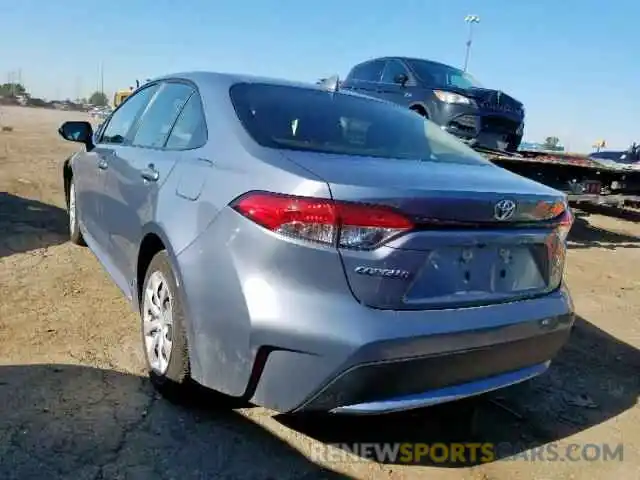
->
[[101, 81, 198, 286]]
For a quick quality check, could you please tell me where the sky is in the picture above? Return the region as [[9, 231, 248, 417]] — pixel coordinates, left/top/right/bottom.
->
[[0, 0, 637, 152]]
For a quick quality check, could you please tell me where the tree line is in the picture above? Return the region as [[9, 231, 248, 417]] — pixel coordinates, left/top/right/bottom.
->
[[0, 82, 109, 106]]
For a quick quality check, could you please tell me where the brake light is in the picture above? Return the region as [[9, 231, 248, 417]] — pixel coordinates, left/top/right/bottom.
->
[[548, 207, 574, 288], [554, 208, 574, 242], [231, 192, 414, 250]]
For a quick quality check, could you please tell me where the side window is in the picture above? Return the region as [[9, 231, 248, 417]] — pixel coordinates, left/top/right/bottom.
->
[[131, 83, 194, 149], [350, 60, 385, 82], [100, 85, 158, 145], [165, 93, 207, 150], [381, 60, 409, 84]]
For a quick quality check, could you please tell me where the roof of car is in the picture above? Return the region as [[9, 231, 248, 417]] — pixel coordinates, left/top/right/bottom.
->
[[147, 71, 392, 103], [355, 56, 455, 69], [149, 71, 327, 91]]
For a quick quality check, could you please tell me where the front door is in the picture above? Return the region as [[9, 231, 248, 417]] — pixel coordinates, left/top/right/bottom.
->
[[102, 81, 196, 291], [88, 84, 160, 292], [71, 147, 109, 249], [377, 59, 413, 107]]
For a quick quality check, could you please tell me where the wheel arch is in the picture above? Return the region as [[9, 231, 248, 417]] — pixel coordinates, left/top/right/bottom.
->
[[409, 102, 430, 118], [63, 156, 73, 206], [136, 223, 202, 380], [136, 224, 182, 308]]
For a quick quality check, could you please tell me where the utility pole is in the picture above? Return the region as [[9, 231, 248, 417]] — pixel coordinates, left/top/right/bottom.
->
[[75, 76, 81, 102], [463, 15, 480, 72], [8, 71, 15, 96], [100, 62, 104, 95]]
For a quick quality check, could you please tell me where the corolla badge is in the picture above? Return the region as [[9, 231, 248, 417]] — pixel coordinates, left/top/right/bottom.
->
[[354, 266, 411, 279], [494, 199, 517, 221]]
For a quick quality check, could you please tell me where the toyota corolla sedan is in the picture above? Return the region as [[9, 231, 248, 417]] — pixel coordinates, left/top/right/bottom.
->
[[58, 72, 575, 414]]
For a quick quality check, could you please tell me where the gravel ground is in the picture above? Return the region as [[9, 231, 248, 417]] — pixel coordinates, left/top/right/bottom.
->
[[0, 106, 638, 480]]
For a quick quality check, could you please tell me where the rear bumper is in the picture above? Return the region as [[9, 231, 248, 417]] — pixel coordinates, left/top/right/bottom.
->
[[330, 362, 549, 414], [297, 326, 569, 413], [249, 289, 574, 414]]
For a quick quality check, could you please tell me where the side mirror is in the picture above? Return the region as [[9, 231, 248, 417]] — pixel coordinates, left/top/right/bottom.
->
[[393, 73, 409, 87], [58, 121, 94, 148]]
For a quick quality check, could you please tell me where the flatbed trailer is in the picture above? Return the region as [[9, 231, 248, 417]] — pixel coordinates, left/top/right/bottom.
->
[[480, 148, 640, 210]]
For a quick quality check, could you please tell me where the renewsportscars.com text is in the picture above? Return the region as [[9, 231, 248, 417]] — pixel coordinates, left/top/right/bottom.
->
[[309, 442, 624, 464]]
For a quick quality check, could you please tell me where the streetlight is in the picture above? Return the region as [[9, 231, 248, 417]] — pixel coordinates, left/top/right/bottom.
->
[[463, 15, 480, 72]]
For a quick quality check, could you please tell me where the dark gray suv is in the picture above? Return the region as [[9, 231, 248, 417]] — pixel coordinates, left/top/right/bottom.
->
[[342, 57, 525, 153]]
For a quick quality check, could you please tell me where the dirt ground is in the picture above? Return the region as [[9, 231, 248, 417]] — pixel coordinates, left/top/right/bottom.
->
[[0, 105, 638, 480]]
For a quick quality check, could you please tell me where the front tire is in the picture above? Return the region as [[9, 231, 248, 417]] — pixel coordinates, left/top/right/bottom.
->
[[140, 250, 191, 397], [68, 179, 85, 246]]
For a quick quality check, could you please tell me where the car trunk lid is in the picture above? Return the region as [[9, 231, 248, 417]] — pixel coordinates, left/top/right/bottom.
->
[[282, 151, 569, 310]]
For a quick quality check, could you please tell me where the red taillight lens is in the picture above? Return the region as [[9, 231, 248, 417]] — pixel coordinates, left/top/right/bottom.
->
[[555, 207, 574, 242], [548, 207, 574, 288], [231, 192, 414, 250]]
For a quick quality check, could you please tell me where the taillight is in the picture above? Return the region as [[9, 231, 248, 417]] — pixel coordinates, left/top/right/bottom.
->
[[231, 192, 414, 250], [554, 208, 574, 242], [548, 207, 574, 288]]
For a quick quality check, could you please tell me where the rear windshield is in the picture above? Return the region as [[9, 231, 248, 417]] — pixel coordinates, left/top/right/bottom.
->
[[229, 83, 489, 165]]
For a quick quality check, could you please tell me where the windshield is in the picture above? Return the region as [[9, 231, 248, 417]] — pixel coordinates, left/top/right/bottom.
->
[[229, 83, 488, 165], [408, 60, 482, 90]]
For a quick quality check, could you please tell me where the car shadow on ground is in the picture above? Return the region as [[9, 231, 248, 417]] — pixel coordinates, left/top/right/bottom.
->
[[0, 364, 351, 480], [567, 213, 640, 249], [277, 315, 639, 467], [0, 192, 68, 258]]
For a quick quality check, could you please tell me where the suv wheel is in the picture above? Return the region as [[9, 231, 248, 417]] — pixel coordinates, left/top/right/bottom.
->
[[140, 250, 191, 397]]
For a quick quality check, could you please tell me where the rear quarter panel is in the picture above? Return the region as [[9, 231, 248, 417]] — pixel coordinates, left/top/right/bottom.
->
[[152, 81, 333, 395]]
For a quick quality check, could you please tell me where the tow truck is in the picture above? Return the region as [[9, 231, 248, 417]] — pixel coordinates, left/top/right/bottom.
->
[[112, 80, 146, 108], [113, 88, 134, 108], [319, 74, 640, 212], [481, 146, 640, 210]]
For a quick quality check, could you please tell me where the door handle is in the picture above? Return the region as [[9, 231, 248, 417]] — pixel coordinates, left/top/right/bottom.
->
[[140, 164, 159, 182], [97, 159, 108, 170]]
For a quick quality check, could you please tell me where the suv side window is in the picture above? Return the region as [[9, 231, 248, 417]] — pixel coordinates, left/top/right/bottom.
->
[[381, 60, 409, 84], [100, 85, 159, 145], [131, 82, 194, 149], [350, 60, 385, 82], [165, 92, 208, 150]]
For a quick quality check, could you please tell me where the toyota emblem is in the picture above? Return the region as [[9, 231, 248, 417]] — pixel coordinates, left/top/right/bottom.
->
[[494, 199, 516, 221]]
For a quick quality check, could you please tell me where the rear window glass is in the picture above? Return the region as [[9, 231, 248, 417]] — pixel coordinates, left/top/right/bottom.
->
[[229, 83, 488, 165]]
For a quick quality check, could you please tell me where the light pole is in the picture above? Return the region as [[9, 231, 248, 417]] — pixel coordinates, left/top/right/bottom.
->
[[463, 15, 480, 72]]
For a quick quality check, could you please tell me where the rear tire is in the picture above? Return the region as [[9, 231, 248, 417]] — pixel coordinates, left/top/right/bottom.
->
[[140, 250, 191, 399], [67, 179, 85, 246]]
